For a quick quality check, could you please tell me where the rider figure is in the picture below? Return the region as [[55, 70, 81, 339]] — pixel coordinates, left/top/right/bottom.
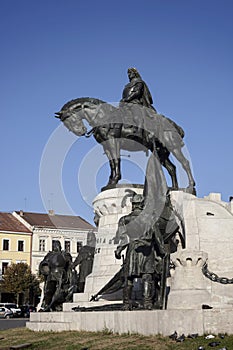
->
[[121, 67, 156, 110], [120, 68, 157, 132]]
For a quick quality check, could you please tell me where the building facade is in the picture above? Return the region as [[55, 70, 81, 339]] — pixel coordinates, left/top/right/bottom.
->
[[0, 212, 32, 280], [13, 211, 96, 274]]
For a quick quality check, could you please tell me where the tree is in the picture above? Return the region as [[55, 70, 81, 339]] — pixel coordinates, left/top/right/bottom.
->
[[2, 262, 40, 305]]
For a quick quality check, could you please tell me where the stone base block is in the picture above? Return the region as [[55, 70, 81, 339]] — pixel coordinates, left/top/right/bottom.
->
[[26, 308, 233, 335], [167, 289, 211, 309], [27, 309, 202, 335], [203, 308, 233, 334]]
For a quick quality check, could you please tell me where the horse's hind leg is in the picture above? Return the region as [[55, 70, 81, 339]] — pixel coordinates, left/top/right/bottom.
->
[[171, 147, 196, 192], [163, 158, 178, 190], [157, 147, 178, 189]]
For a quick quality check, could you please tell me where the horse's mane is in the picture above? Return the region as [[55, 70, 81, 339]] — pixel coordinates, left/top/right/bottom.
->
[[61, 97, 106, 111]]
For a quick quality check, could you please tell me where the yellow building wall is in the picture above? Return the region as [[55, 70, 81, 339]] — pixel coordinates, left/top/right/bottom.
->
[[0, 232, 31, 266]]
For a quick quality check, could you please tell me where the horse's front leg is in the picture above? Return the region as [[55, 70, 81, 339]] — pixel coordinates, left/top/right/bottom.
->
[[103, 146, 116, 184], [109, 159, 116, 182], [112, 138, 121, 183], [103, 138, 121, 186]]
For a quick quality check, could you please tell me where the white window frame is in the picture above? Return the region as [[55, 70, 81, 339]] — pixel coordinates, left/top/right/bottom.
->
[[17, 239, 25, 252], [39, 238, 46, 252], [64, 240, 71, 253], [0, 260, 11, 278], [2, 238, 10, 251]]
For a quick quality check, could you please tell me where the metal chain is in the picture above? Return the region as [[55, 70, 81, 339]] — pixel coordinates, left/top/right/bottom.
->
[[202, 262, 233, 284]]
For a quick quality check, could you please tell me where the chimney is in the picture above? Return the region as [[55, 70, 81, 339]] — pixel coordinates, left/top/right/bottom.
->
[[20, 210, 24, 216], [48, 210, 55, 216]]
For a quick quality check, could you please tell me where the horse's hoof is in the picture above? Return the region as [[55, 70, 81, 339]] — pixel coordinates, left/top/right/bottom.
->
[[107, 179, 117, 186], [169, 186, 179, 191], [185, 186, 196, 196], [101, 182, 118, 191], [189, 186, 196, 196], [106, 176, 120, 187]]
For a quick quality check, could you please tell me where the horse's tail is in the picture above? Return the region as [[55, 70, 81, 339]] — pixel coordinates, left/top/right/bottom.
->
[[166, 117, 185, 138]]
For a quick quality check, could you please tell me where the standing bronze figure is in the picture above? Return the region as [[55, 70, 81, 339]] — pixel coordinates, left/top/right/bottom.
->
[[39, 240, 73, 311], [114, 192, 166, 310], [72, 231, 96, 292]]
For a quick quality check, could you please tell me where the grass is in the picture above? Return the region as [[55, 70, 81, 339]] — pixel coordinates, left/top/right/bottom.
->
[[0, 328, 233, 349]]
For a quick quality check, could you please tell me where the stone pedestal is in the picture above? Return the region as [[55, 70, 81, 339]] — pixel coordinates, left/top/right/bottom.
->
[[73, 184, 144, 304], [169, 191, 233, 308], [68, 190, 233, 309], [167, 250, 211, 309]]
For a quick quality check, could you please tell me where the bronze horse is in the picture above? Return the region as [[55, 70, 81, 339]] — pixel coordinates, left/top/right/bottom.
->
[[55, 97, 195, 193]]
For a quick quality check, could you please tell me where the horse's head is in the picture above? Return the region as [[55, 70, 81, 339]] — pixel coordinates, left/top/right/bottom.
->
[[55, 97, 104, 136], [55, 102, 87, 136]]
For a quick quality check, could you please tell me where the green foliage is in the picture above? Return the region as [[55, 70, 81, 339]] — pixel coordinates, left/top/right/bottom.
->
[[2, 262, 40, 302]]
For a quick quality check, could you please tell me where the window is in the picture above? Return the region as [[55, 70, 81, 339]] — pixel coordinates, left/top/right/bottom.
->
[[3, 239, 9, 251], [65, 240, 70, 252], [39, 239, 45, 252], [77, 241, 83, 253], [18, 240, 24, 252], [2, 262, 9, 275]]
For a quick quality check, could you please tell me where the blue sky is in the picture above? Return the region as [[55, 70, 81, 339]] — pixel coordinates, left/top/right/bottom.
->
[[1, 0, 232, 224]]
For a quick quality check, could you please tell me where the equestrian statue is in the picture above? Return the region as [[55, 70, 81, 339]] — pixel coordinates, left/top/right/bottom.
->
[[55, 68, 196, 194]]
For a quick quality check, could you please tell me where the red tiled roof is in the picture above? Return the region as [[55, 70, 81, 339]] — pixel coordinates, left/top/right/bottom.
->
[[15, 211, 95, 230], [0, 213, 31, 233]]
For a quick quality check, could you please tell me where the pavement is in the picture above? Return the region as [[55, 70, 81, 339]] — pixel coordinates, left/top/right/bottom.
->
[[0, 318, 28, 331]]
